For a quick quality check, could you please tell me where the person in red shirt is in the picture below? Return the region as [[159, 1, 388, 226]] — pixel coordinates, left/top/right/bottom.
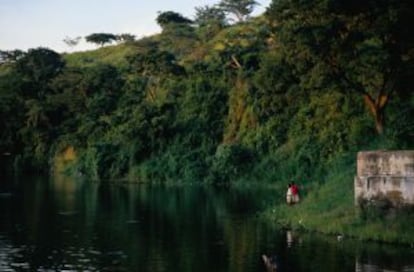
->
[[291, 182, 300, 204]]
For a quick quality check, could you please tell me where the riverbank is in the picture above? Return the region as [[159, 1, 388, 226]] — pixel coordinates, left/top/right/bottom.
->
[[261, 168, 414, 245]]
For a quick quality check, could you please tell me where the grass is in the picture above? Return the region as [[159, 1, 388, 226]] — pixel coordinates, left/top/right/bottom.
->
[[63, 42, 144, 68], [261, 159, 414, 245]]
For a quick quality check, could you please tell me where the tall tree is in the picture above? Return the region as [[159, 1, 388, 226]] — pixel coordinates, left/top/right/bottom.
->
[[0, 70, 25, 158], [15, 47, 65, 98], [156, 11, 197, 57], [12, 48, 66, 170], [194, 5, 227, 28], [267, 0, 414, 134], [218, 0, 258, 22]]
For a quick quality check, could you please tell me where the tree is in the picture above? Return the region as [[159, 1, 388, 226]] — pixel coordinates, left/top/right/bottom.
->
[[63, 36, 81, 48], [156, 11, 193, 29], [15, 47, 65, 90], [10, 48, 66, 170], [0, 50, 25, 64], [194, 5, 228, 41], [14, 47, 65, 127], [208, 19, 270, 71], [267, 0, 414, 134], [127, 49, 184, 77], [127, 49, 184, 101], [116, 33, 136, 43], [85, 33, 118, 47], [194, 5, 227, 28], [218, 0, 258, 22], [0, 70, 25, 157], [156, 11, 197, 57]]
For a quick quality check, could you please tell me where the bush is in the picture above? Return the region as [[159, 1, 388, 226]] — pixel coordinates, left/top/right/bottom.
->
[[209, 143, 254, 183]]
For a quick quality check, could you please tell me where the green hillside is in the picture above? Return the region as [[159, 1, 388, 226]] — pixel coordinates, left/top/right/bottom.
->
[[1, 0, 414, 243], [63, 37, 160, 68]]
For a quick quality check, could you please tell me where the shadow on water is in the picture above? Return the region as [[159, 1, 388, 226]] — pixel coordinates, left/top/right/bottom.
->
[[0, 175, 414, 271]]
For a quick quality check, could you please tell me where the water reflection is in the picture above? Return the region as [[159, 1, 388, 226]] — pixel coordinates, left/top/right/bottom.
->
[[0, 176, 414, 271], [355, 244, 414, 272], [286, 230, 302, 248], [356, 262, 414, 272], [0, 236, 29, 272]]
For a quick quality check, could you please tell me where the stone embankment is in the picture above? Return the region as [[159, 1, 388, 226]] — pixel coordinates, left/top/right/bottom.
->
[[355, 151, 414, 207]]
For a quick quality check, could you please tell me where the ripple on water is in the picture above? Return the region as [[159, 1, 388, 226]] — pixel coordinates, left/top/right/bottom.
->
[[126, 219, 139, 224], [0, 193, 13, 198], [10, 262, 30, 269], [88, 249, 102, 255], [58, 211, 79, 216]]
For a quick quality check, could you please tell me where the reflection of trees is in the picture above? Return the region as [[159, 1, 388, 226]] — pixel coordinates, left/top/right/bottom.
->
[[224, 216, 260, 272], [355, 241, 414, 272], [50, 173, 78, 211], [283, 232, 414, 272], [61, 183, 270, 271], [124, 185, 270, 271], [4, 178, 289, 270]]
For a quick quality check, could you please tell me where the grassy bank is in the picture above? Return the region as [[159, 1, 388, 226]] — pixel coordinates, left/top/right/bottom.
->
[[261, 164, 414, 245]]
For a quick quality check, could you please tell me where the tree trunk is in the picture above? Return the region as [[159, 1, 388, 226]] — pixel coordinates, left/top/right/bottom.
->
[[374, 107, 384, 135], [363, 93, 388, 135]]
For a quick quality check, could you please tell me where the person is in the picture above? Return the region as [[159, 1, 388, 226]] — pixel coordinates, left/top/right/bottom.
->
[[286, 183, 293, 205], [291, 182, 300, 204]]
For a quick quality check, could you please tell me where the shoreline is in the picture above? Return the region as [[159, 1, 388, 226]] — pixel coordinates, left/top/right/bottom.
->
[[260, 173, 414, 246]]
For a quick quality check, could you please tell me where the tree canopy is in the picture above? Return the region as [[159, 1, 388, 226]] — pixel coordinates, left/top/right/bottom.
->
[[156, 11, 193, 29], [218, 0, 258, 22], [267, 0, 414, 134], [194, 5, 227, 28], [85, 33, 118, 47], [15, 47, 65, 86]]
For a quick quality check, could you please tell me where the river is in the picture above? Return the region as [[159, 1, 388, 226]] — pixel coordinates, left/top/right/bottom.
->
[[1, 175, 414, 272]]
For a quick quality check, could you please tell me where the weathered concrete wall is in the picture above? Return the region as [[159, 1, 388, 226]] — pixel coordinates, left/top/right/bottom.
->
[[354, 151, 414, 206]]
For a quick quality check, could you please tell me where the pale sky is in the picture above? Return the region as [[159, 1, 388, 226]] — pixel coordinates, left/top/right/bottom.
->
[[0, 0, 271, 53]]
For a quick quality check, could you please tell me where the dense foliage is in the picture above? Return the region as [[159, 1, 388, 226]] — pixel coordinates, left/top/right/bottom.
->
[[0, 0, 413, 185]]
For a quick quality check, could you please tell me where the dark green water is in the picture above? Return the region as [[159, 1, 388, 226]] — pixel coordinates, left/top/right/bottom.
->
[[1, 176, 414, 272]]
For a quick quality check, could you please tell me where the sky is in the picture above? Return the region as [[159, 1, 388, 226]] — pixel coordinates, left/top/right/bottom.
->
[[0, 0, 271, 53]]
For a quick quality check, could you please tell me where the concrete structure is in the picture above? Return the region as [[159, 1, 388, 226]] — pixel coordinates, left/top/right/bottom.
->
[[354, 151, 414, 206]]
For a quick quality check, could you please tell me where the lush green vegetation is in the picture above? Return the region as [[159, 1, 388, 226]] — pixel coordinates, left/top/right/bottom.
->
[[1, 0, 413, 242]]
